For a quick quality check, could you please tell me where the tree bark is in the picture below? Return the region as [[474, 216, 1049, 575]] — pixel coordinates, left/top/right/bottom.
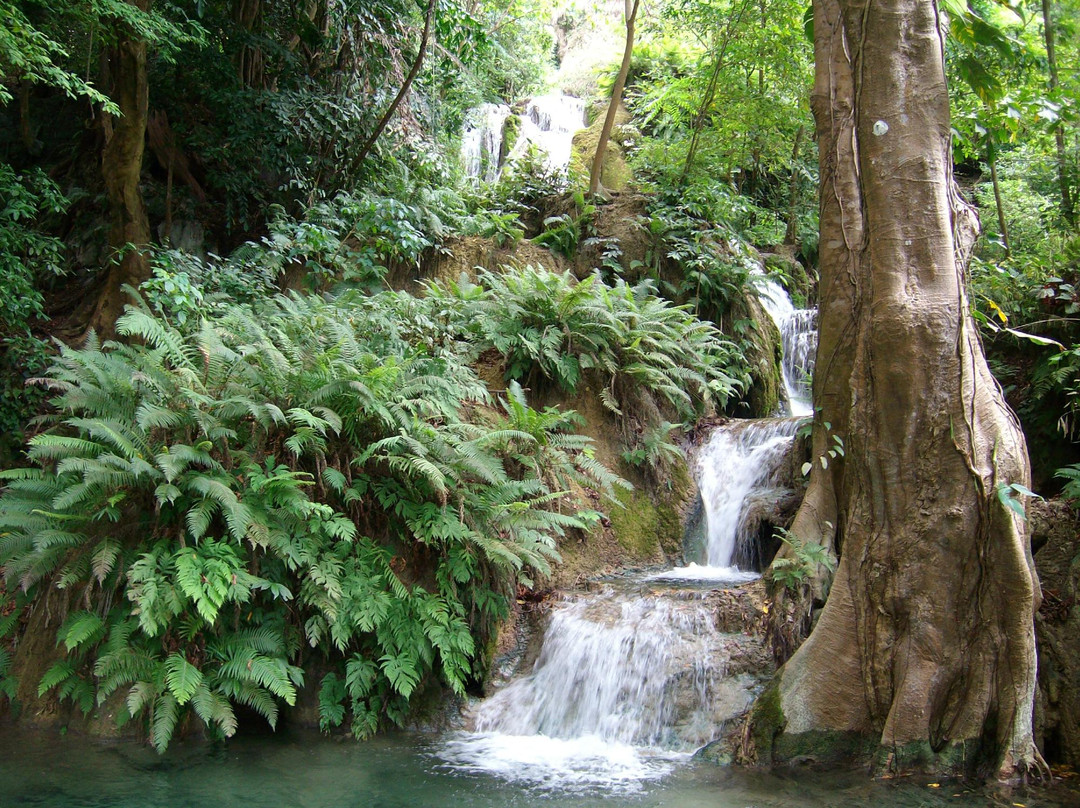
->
[[86, 0, 152, 341], [234, 0, 266, 89], [749, 0, 1041, 778], [589, 0, 640, 196]]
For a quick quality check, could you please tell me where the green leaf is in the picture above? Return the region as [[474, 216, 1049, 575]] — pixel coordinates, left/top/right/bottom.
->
[[164, 653, 203, 706], [60, 611, 105, 652]]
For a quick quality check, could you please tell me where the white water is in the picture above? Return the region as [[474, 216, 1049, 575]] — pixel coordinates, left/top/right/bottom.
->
[[461, 93, 586, 182], [461, 103, 512, 184], [694, 418, 802, 568], [439, 262, 813, 794], [505, 93, 586, 175], [755, 278, 818, 417], [441, 587, 755, 790]]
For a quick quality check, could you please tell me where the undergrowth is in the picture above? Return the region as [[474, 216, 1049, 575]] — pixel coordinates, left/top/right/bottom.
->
[[0, 291, 623, 751]]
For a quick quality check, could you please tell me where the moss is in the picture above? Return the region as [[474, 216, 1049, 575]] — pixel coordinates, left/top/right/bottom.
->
[[729, 291, 784, 417], [569, 102, 634, 192], [500, 113, 521, 165], [748, 676, 786, 764], [657, 460, 692, 556], [773, 729, 878, 769], [609, 487, 663, 558], [873, 738, 986, 777], [607, 455, 693, 560]]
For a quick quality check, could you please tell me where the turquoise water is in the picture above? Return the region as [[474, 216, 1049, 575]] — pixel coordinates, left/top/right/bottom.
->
[[0, 727, 1075, 808]]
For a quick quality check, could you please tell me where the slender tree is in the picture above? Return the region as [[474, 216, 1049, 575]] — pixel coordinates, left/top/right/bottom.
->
[[749, 0, 1042, 776], [589, 0, 640, 196], [350, 0, 437, 173], [1042, 0, 1076, 228]]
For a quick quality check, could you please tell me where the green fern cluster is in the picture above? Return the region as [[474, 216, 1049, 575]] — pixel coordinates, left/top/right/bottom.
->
[[422, 265, 749, 418], [0, 291, 619, 750]]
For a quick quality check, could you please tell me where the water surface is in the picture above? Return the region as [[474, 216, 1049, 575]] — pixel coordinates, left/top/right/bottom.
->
[[1, 727, 1075, 808]]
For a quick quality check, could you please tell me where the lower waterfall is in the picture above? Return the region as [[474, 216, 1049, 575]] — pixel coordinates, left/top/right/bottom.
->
[[439, 580, 762, 790]]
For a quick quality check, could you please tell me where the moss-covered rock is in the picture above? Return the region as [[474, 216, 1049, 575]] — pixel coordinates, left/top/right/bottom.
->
[[609, 487, 666, 559], [728, 292, 784, 417], [762, 249, 814, 309], [569, 102, 636, 193]]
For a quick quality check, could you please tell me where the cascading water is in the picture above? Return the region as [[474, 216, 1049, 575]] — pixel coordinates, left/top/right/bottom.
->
[[505, 93, 586, 175], [439, 268, 813, 793], [695, 418, 802, 569], [461, 93, 586, 182], [754, 277, 818, 417], [440, 585, 760, 789], [461, 103, 512, 184]]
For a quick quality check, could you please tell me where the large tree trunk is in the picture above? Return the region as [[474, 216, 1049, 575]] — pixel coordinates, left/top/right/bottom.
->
[[748, 0, 1041, 777], [86, 0, 152, 341]]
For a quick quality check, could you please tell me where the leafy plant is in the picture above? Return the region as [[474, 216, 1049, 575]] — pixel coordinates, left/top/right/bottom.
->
[[422, 265, 749, 419], [768, 527, 836, 593], [0, 291, 621, 751]]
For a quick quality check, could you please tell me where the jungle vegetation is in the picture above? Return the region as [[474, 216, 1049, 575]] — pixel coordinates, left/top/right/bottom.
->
[[0, 0, 1077, 773]]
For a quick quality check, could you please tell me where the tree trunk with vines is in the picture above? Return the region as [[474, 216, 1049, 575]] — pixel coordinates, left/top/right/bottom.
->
[[747, 0, 1042, 778]]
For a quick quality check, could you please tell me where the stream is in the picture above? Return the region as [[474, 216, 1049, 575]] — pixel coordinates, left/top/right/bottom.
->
[[3, 260, 1072, 807], [1, 727, 1076, 808]]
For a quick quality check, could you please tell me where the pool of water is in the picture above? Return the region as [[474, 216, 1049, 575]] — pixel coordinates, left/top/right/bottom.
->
[[1, 726, 1075, 808]]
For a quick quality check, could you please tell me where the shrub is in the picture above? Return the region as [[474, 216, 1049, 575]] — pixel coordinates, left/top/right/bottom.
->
[[0, 292, 618, 750]]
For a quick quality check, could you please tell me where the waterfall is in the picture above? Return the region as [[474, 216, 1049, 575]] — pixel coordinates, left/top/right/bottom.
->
[[754, 277, 818, 417], [505, 93, 586, 176], [438, 260, 813, 793], [461, 103, 512, 184], [695, 418, 801, 568], [461, 93, 586, 182], [440, 585, 758, 789]]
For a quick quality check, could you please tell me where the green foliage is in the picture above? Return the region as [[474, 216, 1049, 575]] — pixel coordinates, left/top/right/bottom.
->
[[419, 264, 749, 472], [768, 527, 835, 593], [0, 164, 67, 458], [422, 265, 749, 418], [0, 291, 622, 750], [994, 480, 1040, 519], [0, 1, 114, 108], [1054, 463, 1080, 507], [533, 192, 597, 258], [640, 186, 765, 318]]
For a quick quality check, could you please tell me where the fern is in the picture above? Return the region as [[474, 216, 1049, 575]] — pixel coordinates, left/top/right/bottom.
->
[[0, 285, 641, 751]]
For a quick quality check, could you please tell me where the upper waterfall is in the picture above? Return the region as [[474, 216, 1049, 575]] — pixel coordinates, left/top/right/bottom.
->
[[461, 103, 513, 185], [754, 277, 818, 417], [460, 93, 586, 182]]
